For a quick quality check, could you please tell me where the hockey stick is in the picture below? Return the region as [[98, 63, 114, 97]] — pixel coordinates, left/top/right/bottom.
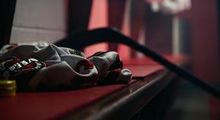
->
[[56, 27, 220, 99]]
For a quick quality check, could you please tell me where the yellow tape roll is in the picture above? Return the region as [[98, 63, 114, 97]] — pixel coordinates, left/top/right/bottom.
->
[[0, 80, 16, 97]]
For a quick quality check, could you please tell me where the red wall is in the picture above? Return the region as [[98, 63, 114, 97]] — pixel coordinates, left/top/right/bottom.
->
[[183, 0, 220, 81]]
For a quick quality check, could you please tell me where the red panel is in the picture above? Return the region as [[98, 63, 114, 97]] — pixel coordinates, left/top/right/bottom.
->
[[190, 0, 220, 81], [85, 0, 108, 56]]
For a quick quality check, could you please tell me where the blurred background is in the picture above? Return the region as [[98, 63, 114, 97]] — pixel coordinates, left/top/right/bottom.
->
[[2, 0, 220, 119]]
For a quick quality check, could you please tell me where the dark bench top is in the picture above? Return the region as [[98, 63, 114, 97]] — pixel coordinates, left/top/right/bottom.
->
[[0, 56, 185, 120]]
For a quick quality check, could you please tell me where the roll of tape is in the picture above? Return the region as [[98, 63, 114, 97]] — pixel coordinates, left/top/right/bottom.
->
[[0, 80, 16, 97]]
